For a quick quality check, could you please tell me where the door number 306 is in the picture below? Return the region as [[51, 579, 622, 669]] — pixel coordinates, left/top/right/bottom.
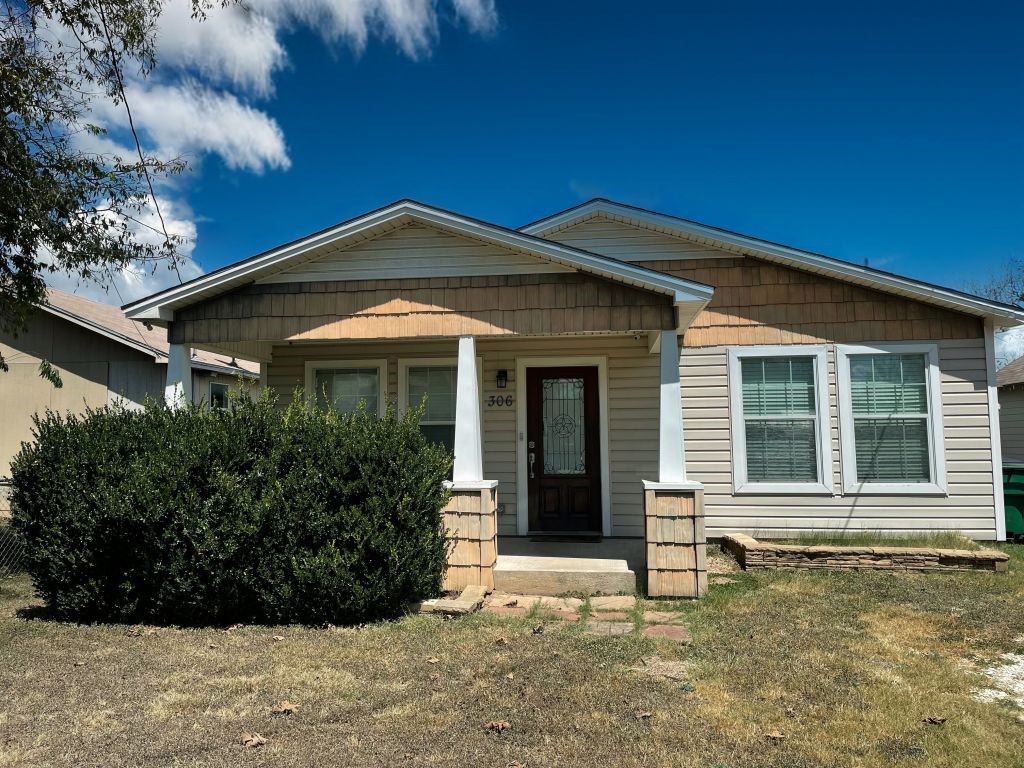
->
[[487, 395, 514, 407]]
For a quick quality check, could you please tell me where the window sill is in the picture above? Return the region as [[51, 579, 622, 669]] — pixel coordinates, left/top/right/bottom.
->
[[842, 482, 948, 496], [733, 481, 834, 496]]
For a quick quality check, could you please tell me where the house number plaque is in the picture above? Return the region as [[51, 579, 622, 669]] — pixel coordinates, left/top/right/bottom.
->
[[487, 395, 514, 407]]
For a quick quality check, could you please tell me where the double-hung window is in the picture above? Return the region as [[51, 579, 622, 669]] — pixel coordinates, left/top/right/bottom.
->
[[836, 344, 946, 494], [305, 360, 387, 416], [727, 347, 832, 494], [405, 365, 457, 455]]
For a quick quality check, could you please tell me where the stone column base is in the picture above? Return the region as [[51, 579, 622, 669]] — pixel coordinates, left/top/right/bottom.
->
[[442, 481, 498, 592], [643, 481, 707, 598]]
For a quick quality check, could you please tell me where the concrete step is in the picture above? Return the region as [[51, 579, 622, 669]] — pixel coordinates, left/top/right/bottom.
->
[[492, 554, 637, 596]]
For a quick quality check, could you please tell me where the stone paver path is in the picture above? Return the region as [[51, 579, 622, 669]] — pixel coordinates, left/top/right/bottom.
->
[[478, 592, 692, 644]]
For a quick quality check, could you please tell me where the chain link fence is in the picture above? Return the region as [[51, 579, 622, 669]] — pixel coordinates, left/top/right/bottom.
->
[[0, 480, 26, 577]]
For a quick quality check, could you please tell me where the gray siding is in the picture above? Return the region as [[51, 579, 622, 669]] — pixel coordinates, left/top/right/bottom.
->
[[998, 386, 1024, 462]]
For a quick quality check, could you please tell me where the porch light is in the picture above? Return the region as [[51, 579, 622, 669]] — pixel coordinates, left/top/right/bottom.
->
[[496, 369, 508, 389]]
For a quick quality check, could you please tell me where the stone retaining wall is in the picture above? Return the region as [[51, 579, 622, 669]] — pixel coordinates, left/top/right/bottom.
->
[[722, 533, 1009, 573]]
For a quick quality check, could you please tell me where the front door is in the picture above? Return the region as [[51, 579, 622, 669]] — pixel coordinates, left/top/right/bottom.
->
[[526, 366, 602, 534]]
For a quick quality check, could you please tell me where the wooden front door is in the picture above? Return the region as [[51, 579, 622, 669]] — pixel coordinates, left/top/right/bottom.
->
[[526, 366, 602, 534]]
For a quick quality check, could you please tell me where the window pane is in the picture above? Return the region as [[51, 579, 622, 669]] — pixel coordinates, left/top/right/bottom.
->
[[210, 382, 230, 410], [741, 358, 816, 416], [854, 418, 930, 482], [314, 368, 379, 414], [850, 354, 928, 415], [744, 419, 818, 482], [407, 366, 456, 422], [420, 424, 455, 456]]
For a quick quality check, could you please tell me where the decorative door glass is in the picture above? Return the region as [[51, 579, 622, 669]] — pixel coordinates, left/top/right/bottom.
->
[[541, 377, 586, 474]]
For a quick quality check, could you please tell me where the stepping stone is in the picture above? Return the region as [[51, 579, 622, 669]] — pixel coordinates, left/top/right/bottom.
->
[[541, 609, 581, 622], [710, 576, 736, 586], [642, 624, 693, 644], [585, 621, 633, 637], [419, 585, 488, 616], [591, 611, 631, 622], [643, 611, 686, 625], [590, 595, 636, 611], [486, 593, 583, 612]]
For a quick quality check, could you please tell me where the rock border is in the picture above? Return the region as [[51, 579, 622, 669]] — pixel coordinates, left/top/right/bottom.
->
[[721, 533, 1009, 573]]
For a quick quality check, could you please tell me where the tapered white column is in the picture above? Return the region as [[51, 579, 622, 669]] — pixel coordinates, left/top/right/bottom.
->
[[165, 343, 193, 408], [453, 336, 483, 482], [658, 329, 687, 483]]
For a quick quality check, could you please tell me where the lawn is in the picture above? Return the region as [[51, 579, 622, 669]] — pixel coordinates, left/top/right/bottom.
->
[[1, 547, 1022, 767]]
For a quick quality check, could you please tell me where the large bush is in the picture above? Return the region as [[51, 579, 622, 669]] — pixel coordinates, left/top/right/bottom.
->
[[10, 392, 452, 625]]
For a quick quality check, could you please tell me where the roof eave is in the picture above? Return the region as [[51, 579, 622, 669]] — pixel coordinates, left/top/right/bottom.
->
[[522, 200, 1024, 327]]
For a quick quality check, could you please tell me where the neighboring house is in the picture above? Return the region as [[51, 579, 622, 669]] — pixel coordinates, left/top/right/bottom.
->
[[997, 356, 1024, 462], [0, 288, 259, 478], [122, 199, 1024, 556]]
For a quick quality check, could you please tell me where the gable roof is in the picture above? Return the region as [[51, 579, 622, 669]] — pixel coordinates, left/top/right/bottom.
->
[[998, 355, 1024, 388], [522, 199, 1024, 327], [122, 200, 714, 322], [44, 289, 259, 377]]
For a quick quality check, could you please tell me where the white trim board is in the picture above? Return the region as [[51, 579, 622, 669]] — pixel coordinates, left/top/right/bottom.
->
[[514, 356, 611, 537], [726, 345, 834, 495], [522, 199, 1024, 326], [303, 359, 389, 415], [985, 321, 1008, 540], [122, 200, 713, 321], [835, 342, 948, 496]]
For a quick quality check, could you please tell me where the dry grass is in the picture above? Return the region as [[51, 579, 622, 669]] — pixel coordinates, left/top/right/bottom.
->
[[1, 545, 1022, 767]]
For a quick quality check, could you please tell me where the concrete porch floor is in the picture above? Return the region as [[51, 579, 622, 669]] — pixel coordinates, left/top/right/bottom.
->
[[493, 537, 644, 596]]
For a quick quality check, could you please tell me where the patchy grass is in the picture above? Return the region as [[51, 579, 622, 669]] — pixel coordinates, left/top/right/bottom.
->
[[767, 530, 984, 551], [1, 547, 1023, 767]]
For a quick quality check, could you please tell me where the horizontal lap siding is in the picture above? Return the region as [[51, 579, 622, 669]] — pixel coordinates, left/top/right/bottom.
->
[[266, 335, 659, 537], [998, 387, 1024, 461], [264, 223, 572, 282], [544, 218, 731, 261], [682, 338, 999, 540]]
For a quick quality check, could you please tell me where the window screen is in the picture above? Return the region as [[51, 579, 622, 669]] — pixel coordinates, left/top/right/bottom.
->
[[848, 353, 930, 482], [740, 357, 819, 482], [314, 368, 380, 415]]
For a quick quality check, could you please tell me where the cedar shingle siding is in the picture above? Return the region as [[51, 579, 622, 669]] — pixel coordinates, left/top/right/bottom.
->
[[170, 273, 675, 344]]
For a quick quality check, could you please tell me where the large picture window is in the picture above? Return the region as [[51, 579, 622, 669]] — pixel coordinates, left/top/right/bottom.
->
[[837, 344, 946, 494], [727, 346, 832, 494], [305, 360, 387, 416]]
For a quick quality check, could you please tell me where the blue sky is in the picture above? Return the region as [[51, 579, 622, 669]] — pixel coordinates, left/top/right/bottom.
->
[[184, 0, 1022, 292], [59, 0, 1022, 308]]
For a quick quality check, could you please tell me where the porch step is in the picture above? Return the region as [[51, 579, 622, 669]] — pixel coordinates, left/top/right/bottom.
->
[[492, 554, 637, 596]]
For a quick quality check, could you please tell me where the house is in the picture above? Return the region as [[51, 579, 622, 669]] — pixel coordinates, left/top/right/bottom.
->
[[122, 199, 1024, 597], [997, 356, 1024, 462], [0, 288, 260, 480]]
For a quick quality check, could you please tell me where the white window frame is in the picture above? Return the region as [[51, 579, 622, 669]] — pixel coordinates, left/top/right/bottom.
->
[[209, 380, 230, 411], [727, 345, 833, 495], [304, 359, 388, 416], [836, 342, 947, 496]]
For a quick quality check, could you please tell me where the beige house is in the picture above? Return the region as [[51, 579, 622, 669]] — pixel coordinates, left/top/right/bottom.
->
[[0, 288, 259, 480], [123, 200, 1024, 596], [997, 356, 1024, 462]]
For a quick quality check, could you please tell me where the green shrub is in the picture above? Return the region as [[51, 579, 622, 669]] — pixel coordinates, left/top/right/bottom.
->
[[10, 392, 452, 625]]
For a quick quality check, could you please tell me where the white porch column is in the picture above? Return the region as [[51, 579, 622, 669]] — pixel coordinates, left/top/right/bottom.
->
[[453, 335, 483, 482], [658, 329, 687, 483], [165, 343, 193, 408]]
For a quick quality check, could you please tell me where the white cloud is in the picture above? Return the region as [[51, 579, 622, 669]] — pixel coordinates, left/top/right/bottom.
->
[[46, 196, 203, 305], [92, 82, 291, 174], [45, 0, 500, 307]]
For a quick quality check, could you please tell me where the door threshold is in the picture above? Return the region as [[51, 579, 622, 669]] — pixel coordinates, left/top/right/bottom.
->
[[528, 533, 603, 544]]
